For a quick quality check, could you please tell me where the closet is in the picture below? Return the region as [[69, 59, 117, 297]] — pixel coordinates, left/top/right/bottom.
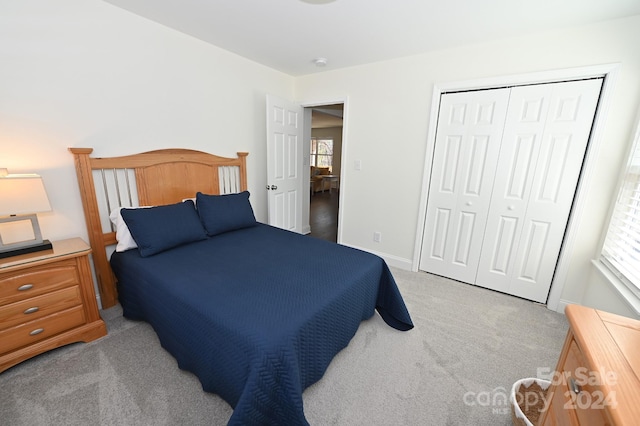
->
[[419, 79, 602, 303]]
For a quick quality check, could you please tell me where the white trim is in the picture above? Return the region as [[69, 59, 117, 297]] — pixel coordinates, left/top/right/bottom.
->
[[412, 85, 442, 271], [591, 259, 640, 316], [343, 243, 413, 271], [301, 107, 313, 235], [555, 299, 572, 316], [547, 64, 619, 311], [412, 63, 622, 312], [435, 63, 620, 92]]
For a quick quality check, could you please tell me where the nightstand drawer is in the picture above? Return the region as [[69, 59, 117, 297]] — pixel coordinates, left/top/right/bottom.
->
[[0, 260, 79, 305], [0, 286, 82, 331], [0, 238, 107, 373], [0, 305, 86, 355]]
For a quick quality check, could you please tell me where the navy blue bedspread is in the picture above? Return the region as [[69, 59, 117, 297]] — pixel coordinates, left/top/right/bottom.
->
[[111, 223, 413, 425]]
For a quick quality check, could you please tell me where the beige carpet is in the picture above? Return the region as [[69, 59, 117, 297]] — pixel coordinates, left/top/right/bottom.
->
[[0, 268, 568, 425]]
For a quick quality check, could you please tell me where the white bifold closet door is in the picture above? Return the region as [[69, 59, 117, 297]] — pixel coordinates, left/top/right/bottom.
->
[[420, 79, 602, 303], [420, 88, 511, 284]]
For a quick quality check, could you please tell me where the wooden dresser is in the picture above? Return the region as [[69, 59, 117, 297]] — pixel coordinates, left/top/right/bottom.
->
[[538, 304, 640, 425], [0, 238, 107, 373]]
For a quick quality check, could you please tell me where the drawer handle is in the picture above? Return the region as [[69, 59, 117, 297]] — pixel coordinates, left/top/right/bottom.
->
[[24, 306, 40, 314], [569, 377, 582, 394], [29, 328, 44, 336], [18, 284, 34, 291]]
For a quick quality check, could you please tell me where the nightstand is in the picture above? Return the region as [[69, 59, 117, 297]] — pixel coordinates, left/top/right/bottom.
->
[[0, 238, 107, 373]]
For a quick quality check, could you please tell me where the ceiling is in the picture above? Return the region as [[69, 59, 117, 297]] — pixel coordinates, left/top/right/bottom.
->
[[103, 0, 640, 76]]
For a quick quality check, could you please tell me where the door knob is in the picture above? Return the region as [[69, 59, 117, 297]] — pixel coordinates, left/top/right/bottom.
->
[[270, 185, 278, 190], [508, 205, 515, 211]]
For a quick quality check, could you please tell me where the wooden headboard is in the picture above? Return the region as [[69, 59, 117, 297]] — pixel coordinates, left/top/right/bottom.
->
[[69, 147, 249, 308]]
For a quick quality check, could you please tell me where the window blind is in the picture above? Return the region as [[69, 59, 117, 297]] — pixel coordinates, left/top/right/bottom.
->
[[601, 121, 640, 298]]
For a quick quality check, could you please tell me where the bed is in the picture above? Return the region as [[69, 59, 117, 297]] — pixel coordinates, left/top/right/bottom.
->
[[70, 147, 413, 425]]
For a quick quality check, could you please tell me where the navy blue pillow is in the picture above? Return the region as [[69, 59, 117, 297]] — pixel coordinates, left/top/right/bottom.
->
[[196, 191, 257, 236], [121, 200, 207, 257]]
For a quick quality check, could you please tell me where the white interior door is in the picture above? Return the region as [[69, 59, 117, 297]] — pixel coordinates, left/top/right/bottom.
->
[[266, 94, 303, 232], [419, 88, 510, 283], [476, 79, 603, 302]]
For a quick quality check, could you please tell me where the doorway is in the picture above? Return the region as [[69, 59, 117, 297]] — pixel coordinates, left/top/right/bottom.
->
[[307, 104, 343, 242]]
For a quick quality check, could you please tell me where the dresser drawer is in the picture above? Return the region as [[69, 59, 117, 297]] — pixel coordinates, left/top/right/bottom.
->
[[0, 286, 82, 331], [0, 305, 86, 355], [0, 260, 79, 305], [561, 339, 609, 426], [546, 377, 575, 426]]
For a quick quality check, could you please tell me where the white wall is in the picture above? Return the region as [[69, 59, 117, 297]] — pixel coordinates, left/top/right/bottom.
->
[[3, 2, 640, 317], [0, 0, 294, 246], [295, 15, 640, 316]]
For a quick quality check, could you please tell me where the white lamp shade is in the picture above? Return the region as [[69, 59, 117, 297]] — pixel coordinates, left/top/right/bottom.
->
[[0, 174, 52, 216]]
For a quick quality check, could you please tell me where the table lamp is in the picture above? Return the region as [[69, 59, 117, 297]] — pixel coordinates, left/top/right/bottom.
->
[[0, 169, 53, 258]]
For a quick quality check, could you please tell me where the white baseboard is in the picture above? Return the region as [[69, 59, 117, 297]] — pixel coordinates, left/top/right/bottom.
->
[[555, 299, 573, 315], [342, 243, 413, 270]]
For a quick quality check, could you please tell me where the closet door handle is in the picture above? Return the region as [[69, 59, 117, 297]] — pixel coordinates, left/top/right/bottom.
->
[[508, 205, 515, 211]]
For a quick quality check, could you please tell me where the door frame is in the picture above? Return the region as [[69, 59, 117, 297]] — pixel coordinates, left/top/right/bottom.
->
[[300, 96, 349, 244], [413, 63, 620, 313]]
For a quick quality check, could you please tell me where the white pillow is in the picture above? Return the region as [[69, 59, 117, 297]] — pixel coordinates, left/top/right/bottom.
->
[[109, 207, 150, 252]]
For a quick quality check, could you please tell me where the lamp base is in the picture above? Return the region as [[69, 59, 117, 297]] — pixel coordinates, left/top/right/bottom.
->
[[0, 240, 53, 259]]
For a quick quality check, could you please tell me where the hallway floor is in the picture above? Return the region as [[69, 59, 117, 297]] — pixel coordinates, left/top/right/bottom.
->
[[309, 190, 339, 243]]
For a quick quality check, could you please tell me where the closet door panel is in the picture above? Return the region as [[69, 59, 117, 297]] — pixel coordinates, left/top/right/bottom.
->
[[475, 84, 552, 293], [487, 216, 519, 275], [420, 89, 510, 283], [476, 79, 603, 302], [508, 79, 603, 302]]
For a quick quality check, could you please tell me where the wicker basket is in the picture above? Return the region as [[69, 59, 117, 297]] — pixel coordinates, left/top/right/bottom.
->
[[510, 378, 551, 426]]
